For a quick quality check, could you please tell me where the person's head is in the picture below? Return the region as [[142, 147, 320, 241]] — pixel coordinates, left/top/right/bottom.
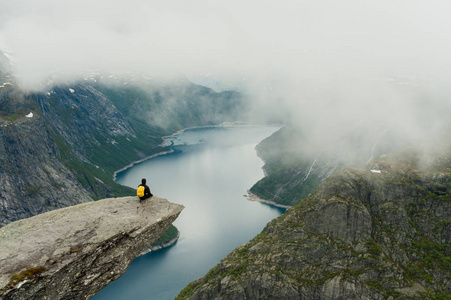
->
[[141, 178, 146, 185]]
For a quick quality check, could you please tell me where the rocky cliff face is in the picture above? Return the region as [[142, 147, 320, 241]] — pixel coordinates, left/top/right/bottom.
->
[[37, 83, 138, 160], [178, 150, 450, 299], [0, 81, 97, 226], [0, 113, 93, 226], [0, 196, 184, 300], [0, 79, 136, 226]]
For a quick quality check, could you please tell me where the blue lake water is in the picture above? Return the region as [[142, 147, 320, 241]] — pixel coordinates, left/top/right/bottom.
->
[[92, 125, 284, 300]]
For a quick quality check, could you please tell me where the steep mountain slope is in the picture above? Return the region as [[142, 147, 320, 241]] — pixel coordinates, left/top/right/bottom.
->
[[94, 76, 246, 134], [0, 82, 94, 226], [0, 70, 246, 226], [250, 127, 340, 206], [250, 126, 416, 207], [178, 150, 451, 299]]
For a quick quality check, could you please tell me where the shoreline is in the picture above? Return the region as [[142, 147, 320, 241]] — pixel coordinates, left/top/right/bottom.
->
[[158, 122, 282, 147], [246, 190, 292, 209], [112, 149, 174, 181], [159, 124, 228, 146], [113, 123, 242, 178], [114, 123, 282, 179], [139, 231, 181, 256]]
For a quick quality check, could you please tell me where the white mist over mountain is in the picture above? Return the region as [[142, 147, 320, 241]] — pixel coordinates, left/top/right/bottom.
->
[[1, 0, 450, 150]]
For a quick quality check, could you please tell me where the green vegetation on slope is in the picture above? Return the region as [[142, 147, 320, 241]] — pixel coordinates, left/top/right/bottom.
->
[[48, 127, 137, 199], [250, 126, 341, 206], [95, 81, 246, 133], [177, 151, 451, 299], [151, 224, 179, 247]]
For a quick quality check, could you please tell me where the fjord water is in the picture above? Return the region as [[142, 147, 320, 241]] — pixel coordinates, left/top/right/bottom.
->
[[93, 126, 284, 300]]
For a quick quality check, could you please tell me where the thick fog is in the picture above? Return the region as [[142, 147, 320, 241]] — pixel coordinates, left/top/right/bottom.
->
[[1, 0, 450, 152]]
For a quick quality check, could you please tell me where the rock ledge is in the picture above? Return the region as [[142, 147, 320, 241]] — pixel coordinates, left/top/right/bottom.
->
[[0, 196, 184, 300]]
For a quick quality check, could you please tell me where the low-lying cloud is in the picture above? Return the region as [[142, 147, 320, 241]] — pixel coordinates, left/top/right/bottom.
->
[[1, 0, 450, 151]]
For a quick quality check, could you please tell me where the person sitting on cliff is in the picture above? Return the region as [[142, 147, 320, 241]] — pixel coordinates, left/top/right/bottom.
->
[[137, 178, 153, 201]]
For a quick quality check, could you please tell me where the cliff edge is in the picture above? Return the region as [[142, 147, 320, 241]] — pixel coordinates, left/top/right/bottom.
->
[[0, 196, 184, 300]]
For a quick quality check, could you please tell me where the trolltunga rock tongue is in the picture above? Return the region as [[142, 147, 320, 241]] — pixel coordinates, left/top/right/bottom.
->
[[0, 196, 184, 300]]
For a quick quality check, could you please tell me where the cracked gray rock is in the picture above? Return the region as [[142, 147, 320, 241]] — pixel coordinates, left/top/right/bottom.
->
[[0, 196, 184, 300]]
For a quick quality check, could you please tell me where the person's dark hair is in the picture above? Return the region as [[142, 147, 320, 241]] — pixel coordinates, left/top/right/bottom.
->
[[141, 178, 146, 185]]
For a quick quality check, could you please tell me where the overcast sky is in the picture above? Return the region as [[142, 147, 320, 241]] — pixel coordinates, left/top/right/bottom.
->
[[1, 0, 450, 149], [2, 1, 451, 85]]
